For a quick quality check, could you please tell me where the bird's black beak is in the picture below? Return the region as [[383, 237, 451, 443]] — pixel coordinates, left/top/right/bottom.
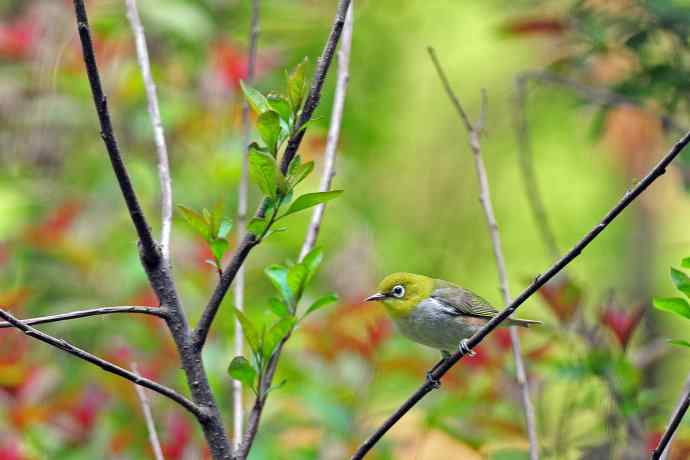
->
[[365, 292, 386, 302]]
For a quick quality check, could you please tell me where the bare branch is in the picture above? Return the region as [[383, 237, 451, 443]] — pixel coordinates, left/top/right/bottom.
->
[[233, 0, 261, 449], [654, 371, 690, 459], [235, 4, 354, 459], [351, 127, 690, 459], [125, 0, 173, 260], [0, 307, 203, 418], [428, 47, 539, 460], [0, 305, 166, 329], [193, 0, 353, 351], [132, 362, 165, 460]]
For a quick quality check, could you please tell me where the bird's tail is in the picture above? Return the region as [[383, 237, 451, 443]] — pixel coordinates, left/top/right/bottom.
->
[[509, 318, 542, 328]]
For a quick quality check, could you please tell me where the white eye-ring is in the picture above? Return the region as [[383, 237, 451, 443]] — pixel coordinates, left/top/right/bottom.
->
[[391, 285, 405, 298]]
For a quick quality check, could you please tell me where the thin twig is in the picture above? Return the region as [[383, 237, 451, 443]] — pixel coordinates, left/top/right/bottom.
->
[[73, 2, 232, 457], [233, 0, 261, 449], [0, 307, 202, 418], [235, 4, 354, 459], [654, 371, 690, 459], [0, 305, 167, 328], [428, 48, 539, 460], [132, 362, 165, 460], [192, 0, 353, 351], [350, 128, 690, 458], [125, 0, 173, 260]]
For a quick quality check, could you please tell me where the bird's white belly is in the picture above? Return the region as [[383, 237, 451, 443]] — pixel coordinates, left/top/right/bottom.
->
[[393, 298, 481, 352]]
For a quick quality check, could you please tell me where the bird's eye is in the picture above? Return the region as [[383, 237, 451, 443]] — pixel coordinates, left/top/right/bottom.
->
[[391, 285, 405, 298]]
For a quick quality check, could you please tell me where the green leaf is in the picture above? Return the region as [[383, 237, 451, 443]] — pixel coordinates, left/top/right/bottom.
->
[[209, 238, 228, 263], [669, 339, 690, 349], [267, 94, 292, 124], [303, 292, 338, 318], [682, 257, 690, 269], [268, 297, 291, 318], [248, 143, 283, 199], [228, 356, 257, 388], [262, 317, 295, 358], [248, 217, 267, 236], [301, 247, 323, 284], [257, 110, 281, 154], [287, 156, 314, 187], [265, 265, 293, 305], [287, 263, 308, 302], [653, 297, 690, 320], [240, 80, 269, 114], [177, 205, 210, 240], [233, 308, 260, 355], [278, 190, 343, 219], [217, 219, 232, 239], [671, 268, 690, 297], [287, 58, 308, 111]]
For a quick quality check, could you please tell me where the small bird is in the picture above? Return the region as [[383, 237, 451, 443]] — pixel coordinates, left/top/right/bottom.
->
[[365, 272, 540, 380]]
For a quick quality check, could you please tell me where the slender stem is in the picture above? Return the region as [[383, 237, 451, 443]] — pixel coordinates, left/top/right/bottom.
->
[[0, 305, 167, 328], [233, 0, 261, 449], [72, 0, 160, 268], [72, 2, 232, 457], [125, 0, 173, 261], [0, 307, 202, 418], [193, 0, 353, 351], [428, 48, 539, 460], [350, 128, 690, 458], [132, 362, 165, 460], [654, 371, 690, 459], [235, 5, 354, 459]]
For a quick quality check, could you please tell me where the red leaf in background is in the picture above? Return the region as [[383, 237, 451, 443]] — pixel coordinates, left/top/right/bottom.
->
[[109, 429, 133, 455], [0, 19, 35, 59], [502, 16, 567, 37], [600, 303, 645, 349], [213, 41, 278, 90], [162, 412, 193, 460], [536, 273, 582, 323], [0, 437, 25, 460], [463, 344, 493, 370], [26, 200, 81, 246], [493, 328, 513, 352], [130, 287, 160, 308]]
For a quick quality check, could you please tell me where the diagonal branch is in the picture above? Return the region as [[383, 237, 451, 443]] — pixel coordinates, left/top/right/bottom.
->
[[73, 0, 160, 268], [132, 362, 165, 460], [235, 4, 354, 459], [125, 0, 173, 261], [428, 47, 539, 460], [0, 307, 203, 418], [233, 0, 261, 449], [350, 129, 690, 458], [193, 0, 353, 351], [0, 305, 167, 328]]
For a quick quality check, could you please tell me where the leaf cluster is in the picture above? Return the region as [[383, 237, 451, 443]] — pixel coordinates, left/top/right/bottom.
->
[[653, 257, 690, 347]]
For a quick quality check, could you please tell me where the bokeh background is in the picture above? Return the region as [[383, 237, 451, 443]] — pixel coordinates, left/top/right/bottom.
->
[[2, 0, 690, 459]]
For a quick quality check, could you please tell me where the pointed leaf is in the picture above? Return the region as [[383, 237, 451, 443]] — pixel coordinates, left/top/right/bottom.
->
[[234, 308, 260, 355], [240, 80, 269, 114], [669, 339, 690, 349], [228, 356, 257, 388], [268, 297, 291, 319], [209, 238, 229, 263], [304, 292, 338, 318], [287, 156, 314, 187], [287, 263, 308, 302], [267, 93, 292, 124], [671, 268, 690, 297], [262, 317, 295, 358], [257, 110, 281, 154], [177, 205, 210, 240], [265, 265, 293, 305], [248, 143, 282, 199], [248, 217, 267, 236], [682, 257, 690, 269], [217, 219, 233, 239], [654, 297, 690, 320], [279, 191, 343, 219], [287, 57, 308, 111], [301, 247, 323, 284]]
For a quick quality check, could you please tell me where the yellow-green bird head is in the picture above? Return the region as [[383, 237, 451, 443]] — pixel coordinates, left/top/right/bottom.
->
[[365, 272, 434, 317]]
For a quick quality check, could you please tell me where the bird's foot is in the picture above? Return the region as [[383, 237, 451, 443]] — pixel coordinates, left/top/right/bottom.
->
[[426, 371, 442, 389], [459, 339, 476, 356]]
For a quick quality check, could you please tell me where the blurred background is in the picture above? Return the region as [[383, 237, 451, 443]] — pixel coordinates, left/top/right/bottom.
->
[[2, 0, 690, 459]]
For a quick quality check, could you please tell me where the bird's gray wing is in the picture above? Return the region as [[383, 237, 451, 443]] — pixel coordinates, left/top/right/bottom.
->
[[431, 283, 499, 319]]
